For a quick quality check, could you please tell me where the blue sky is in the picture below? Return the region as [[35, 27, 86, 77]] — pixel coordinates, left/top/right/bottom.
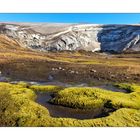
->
[[0, 13, 140, 24]]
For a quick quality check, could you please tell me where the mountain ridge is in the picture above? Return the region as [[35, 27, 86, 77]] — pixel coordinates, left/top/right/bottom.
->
[[0, 23, 140, 53]]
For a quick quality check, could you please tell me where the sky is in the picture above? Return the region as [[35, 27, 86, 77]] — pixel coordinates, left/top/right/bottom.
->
[[0, 13, 140, 24]]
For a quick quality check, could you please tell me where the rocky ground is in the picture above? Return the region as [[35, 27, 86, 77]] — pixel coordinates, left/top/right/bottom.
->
[[0, 50, 140, 84], [0, 33, 140, 85]]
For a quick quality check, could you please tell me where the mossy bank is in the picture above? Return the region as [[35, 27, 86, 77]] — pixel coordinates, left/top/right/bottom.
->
[[0, 82, 140, 127]]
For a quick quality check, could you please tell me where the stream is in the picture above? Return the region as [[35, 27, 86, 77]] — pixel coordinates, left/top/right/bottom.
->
[[34, 81, 126, 120], [36, 92, 116, 120], [8, 80, 127, 119]]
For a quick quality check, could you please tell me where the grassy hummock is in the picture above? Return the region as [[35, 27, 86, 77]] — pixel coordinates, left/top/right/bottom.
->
[[30, 85, 63, 93], [50, 84, 140, 110], [0, 82, 51, 126]]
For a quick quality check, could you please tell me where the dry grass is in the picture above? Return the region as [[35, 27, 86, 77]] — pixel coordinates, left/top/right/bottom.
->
[[0, 34, 140, 83]]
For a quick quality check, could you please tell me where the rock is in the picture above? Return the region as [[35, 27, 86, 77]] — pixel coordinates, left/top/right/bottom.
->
[[1, 23, 140, 53], [48, 75, 54, 81], [75, 71, 79, 74], [0, 76, 9, 82], [110, 74, 115, 78], [90, 69, 97, 73], [52, 68, 58, 71], [69, 70, 75, 74], [97, 77, 101, 81], [126, 76, 129, 79]]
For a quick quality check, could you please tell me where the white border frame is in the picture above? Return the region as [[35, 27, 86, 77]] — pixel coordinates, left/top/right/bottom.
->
[[0, 0, 140, 13], [0, 0, 140, 140]]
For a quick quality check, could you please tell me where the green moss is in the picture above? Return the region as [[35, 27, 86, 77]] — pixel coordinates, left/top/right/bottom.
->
[[46, 108, 140, 127], [50, 87, 105, 109], [0, 82, 52, 126], [50, 84, 140, 110], [114, 83, 135, 92], [0, 82, 140, 127], [30, 85, 63, 93], [17, 81, 30, 88]]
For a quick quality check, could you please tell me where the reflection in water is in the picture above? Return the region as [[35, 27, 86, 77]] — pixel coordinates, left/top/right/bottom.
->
[[36, 92, 115, 120], [10, 80, 126, 119], [11, 80, 127, 93]]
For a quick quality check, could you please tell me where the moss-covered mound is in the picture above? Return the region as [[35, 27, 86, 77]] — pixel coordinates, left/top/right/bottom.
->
[[50, 84, 140, 110], [30, 84, 63, 93], [0, 82, 52, 126], [0, 82, 140, 127], [51, 108, 140, 127]]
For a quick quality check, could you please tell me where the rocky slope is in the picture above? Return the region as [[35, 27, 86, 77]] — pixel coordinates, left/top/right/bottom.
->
[[0, 23, 140, 53]]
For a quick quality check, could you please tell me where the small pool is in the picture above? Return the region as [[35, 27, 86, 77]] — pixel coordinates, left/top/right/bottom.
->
[[36, 92, 116, 120]]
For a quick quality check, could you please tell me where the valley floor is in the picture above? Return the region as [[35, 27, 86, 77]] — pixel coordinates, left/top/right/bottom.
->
[[0, 49, 140, 84], [0, 36, 140, 126], [0, 34, 140, 84]]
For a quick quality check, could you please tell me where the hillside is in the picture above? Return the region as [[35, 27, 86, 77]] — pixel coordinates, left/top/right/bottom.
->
[[0, 22, 140, 84], [0, 23, 140, 53]]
